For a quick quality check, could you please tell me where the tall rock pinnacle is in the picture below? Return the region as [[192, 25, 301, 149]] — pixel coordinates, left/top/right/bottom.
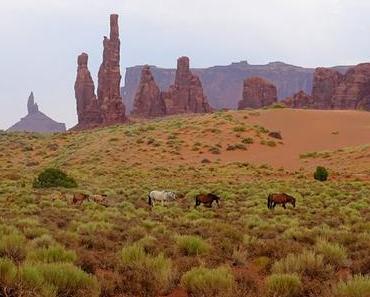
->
[[74, 53, 102, 128], [74, 14, 126, 130], [27, 92, 39, 114], [97, 14, 126, 124]]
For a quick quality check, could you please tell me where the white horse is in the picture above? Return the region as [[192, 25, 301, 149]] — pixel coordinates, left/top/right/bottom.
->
[[148, 191, 177, 207]]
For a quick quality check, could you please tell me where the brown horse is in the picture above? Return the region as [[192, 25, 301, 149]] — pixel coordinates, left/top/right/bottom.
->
[[195, 193, 220, 208], [267, 193, 296, 209]]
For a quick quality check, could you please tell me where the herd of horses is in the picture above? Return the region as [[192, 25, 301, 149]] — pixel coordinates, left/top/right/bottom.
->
[[71, 190, 296, 209], [147, 190, 296, 209]]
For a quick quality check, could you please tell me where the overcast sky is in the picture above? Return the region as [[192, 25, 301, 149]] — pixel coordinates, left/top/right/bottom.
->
[[1, 0, 369, 129]]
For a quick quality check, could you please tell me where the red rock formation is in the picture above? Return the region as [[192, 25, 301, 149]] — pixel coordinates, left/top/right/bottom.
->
[[74, 53, 102, 128], [97, 14, 126, 124], [238, 77, 277, 109], [333, 63, 370, 110], [74, 15, 126, 129], [282, 91, 313, 108], [164, 57, 211, 115], [312, 68, 344, 109], [132, 65, 166, 117]]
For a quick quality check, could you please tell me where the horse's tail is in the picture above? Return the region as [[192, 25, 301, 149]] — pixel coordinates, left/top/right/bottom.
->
[[148, 194, 152, 206], [267, 194, 272, 209], [195, 196, 199, 207]]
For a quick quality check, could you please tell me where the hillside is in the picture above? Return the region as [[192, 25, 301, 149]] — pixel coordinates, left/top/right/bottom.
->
[[1, 109, 370, 297]]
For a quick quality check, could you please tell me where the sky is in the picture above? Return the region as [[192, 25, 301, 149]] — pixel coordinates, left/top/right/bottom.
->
[[0, 0, 369, 129]]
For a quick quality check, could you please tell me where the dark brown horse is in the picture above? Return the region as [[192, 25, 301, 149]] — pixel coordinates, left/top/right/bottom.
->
[[195, 193, 220, 208], [267, 193, 296, 209]]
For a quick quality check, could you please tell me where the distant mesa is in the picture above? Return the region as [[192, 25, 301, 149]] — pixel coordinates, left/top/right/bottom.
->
[[132, 57, 211, 118], [7, 92, 66, 133], [122, 61, 352, 112], [238, 77, 277, 109], [74, 14, 126, 130]]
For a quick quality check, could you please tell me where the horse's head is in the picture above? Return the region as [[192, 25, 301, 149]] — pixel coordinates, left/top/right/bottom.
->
[[168, 192, 177, 201]]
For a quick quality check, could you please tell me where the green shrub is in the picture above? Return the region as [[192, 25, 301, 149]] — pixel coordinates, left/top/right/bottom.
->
[[0, 258, 17, 286], [181, 266, 234, 297], [241, 137, 254, 144], [176, 235, 210, 256], [266, 273, 302, 297], [314, 166, 328, 182], [272, 250, 330, 278], [334, 275, 370, 297], [315, 240, 347, 267], [28, 245, 77, 264], [37, 263, 100, 297], [0, 234, 27, 262], [119, 244, 172, 296], [33, 168, 77, 188]]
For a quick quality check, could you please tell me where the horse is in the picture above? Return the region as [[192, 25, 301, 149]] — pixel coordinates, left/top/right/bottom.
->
[[148, 191, 177, 207], [72, 193, 89, 205], [267, 193, 296, 209], [73, 193, 108, 206], [195, 193, 220, 208]]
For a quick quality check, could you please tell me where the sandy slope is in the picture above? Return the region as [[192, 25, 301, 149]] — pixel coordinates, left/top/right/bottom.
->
[[186, 109, 370, 169]]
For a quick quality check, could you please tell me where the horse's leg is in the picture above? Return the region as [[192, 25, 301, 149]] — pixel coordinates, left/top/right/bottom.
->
[[282, 203, 286, 209]]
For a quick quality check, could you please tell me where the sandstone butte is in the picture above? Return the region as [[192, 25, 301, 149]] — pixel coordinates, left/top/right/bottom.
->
[[238, 76, 278, 109], [132, 57, 211, 117], [74, 14, 126, 130], [283, 63, 370, 110]]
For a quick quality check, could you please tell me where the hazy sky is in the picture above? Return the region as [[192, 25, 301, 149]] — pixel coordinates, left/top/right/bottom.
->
[[1, 0, 369, 129]]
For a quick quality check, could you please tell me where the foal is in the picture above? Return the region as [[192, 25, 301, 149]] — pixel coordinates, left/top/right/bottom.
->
[[195, 193, 220, 208], [267, 193, 296, 209]]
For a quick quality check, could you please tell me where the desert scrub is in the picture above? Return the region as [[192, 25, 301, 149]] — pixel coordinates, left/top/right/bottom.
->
[[119, 243, 173, 296], [334, 275, 370, 297], [0, 234, 27, 262], [37, 263, 100, 297], [241, 137, 254, 144], [27, 245, 77, 264], [272, 250, 330, 279], [266, 273, 302, 297], [226, 144, 247, 151], [176, 235, 210, 256], [181, 266, 234, 297], [315, 239, 347, 267], [33, 168, 77, 188]]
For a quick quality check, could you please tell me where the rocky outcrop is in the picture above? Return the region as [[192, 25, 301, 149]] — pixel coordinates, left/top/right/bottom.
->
[[74, 53, 102, 129], [312, 68, 344, 109], [282, 91, 313, 108], [123, 62, 351, 112], [132, 65, 166, 117], [97, 14, 126, 124], [333, 63, 370, 110], [74, 14, 126, 130], [7, 93, 66, 133], [238, 77, 277, 109], [27, 92, 39, 114], [164, 57, 211, 115]]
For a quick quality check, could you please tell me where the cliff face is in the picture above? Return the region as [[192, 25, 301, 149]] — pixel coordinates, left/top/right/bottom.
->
[[123, 62, 351, 113], [123, 62, 315, 112], [333, 63, 370, 110], [238, 77, 277, 109]]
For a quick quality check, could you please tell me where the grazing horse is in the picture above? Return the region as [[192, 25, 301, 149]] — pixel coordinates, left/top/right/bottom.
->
[[195, 193, 220, 208], [73, 193, 108, 206], [267, 193, 296, 209], [148, 191, 177, 207], [72, 193, 90, 205]]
